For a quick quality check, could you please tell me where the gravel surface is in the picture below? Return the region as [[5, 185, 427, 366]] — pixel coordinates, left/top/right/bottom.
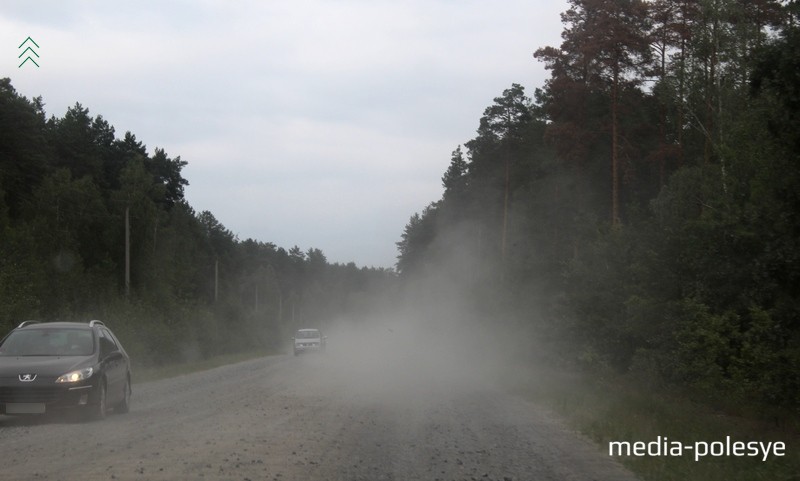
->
[[0, 351, 639, 481]]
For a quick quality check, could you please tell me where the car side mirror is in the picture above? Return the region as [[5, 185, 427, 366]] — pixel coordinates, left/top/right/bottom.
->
[[104, 350, 122, 361]]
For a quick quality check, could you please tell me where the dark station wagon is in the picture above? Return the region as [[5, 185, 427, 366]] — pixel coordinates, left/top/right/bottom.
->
[[0, 320, 131, 420]]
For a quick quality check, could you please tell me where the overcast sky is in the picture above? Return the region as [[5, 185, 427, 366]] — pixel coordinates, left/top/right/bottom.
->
[[2, 0, 567, 268]]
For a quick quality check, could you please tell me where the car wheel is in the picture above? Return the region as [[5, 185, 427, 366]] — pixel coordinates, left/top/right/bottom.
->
[[115, 376, 131, 414], [85, 379, 107, 421]]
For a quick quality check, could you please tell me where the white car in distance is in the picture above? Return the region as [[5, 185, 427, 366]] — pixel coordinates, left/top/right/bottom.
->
[[293, 329, 326, 356]]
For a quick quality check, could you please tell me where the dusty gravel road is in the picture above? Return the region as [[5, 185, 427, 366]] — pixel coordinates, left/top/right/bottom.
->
[[0, 347, 639, 481]]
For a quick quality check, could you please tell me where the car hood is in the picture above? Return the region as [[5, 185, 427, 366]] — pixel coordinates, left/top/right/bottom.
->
[[0, 356, 92, 378]]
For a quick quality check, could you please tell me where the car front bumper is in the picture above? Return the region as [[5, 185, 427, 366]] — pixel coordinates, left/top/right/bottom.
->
[[0, 380, 98, 414], [294, 342, 323, 353]]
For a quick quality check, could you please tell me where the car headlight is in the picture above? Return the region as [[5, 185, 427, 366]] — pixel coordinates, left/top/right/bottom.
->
[[55, 367, 94, 383]]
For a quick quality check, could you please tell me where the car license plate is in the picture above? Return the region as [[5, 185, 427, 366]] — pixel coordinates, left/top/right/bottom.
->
[[6, 403, 46, 414]]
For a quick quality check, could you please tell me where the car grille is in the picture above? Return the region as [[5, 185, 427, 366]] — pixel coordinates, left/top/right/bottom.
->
[[0, 386, 62, 403]]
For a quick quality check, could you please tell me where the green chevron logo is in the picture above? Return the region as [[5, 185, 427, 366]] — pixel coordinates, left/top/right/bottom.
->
[[18, 37, 40, 68]]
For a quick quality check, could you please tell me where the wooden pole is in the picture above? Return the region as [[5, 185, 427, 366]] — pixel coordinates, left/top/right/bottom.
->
[[125, 206, 130, 298]]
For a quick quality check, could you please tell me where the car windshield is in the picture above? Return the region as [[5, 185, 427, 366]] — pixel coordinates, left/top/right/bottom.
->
[[296, 330, 320, 339], [0, 328, 94, 356]]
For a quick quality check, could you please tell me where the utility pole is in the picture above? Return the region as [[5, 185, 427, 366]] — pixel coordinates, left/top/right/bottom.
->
[[500, 142, 511, 282], [501, 152, 510, 262], [125, 206, 130, 298], [214, 258, 219, 303]]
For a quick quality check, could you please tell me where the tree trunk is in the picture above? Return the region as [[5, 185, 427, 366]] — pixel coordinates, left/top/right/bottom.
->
[[611, 67, 621, 227]]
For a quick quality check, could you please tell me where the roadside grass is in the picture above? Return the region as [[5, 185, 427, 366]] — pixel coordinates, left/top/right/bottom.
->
[[132, 348, 282, 383], [510, 367, 799, 481]]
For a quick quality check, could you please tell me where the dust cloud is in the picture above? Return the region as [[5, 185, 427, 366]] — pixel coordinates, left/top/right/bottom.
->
[[293, 229, 541, 407]]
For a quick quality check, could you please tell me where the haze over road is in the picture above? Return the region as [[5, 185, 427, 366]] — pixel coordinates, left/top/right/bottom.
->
[[0, 344, 638, 481]]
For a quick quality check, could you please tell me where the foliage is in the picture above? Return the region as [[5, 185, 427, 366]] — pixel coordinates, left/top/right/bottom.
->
[[0, 80, 395, 366], [396, 0, 800, 415]]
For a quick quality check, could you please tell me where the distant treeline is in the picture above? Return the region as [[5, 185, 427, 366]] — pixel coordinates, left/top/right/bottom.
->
[[396, 0, 800, 413], [0, 77, 395, 365]]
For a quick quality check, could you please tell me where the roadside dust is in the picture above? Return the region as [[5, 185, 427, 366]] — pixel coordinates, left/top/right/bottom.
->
[[0, 257, 633, 481], [0, 317, 638, 481]]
